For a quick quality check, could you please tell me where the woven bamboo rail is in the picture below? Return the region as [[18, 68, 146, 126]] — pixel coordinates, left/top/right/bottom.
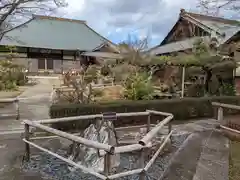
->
[[23, 110, 174, 180]]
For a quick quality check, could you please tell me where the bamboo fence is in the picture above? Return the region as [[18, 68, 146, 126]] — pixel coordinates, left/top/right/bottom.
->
[[23, 110, 173, 180], [212, 102, 240, 139]]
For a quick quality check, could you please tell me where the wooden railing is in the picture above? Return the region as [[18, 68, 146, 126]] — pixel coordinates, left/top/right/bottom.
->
[[23, 110, 173, 180], [212, 102, 240, 137], [0, 98, 20, 120]]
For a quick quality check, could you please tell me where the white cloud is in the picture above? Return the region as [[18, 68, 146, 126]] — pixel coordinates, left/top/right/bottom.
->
[[62, 0, 86, 16], [60, 0, 237, 46]]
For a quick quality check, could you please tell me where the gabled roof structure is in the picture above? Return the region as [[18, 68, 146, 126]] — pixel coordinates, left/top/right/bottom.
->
[[149, 36, 210, 55], [0, 15, 116, 51], [149, 9, 240, 55]]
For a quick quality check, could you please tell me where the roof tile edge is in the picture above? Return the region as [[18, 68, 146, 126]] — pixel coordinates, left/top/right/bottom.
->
[[32, 15, 87, 24], [180, 9, 240, 25]]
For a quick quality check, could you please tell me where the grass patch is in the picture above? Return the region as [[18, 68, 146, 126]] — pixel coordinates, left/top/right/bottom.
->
[[229, 141, 240, 180]]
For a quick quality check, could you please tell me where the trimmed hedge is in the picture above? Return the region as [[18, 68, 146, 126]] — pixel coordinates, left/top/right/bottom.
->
[[49, 96, 240, 131]]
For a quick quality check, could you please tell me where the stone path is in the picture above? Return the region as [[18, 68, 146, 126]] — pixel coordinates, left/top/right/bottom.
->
[[159, 129, 229, 180], [192, 131, 229, 180], [18, 78, 59, 120], [0, 77, 60, 180], [160, 133, 203, 180], [0, 77, 60, 133]]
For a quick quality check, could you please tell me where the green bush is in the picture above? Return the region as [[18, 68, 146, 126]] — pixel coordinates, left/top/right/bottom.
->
[[5, 81, 18, 90], [0, 60, 28, 90], [123, 72, 154, 100], [49, 96, 240, 131], [220, 83, 236, 96], [92, 88, 103, 97]]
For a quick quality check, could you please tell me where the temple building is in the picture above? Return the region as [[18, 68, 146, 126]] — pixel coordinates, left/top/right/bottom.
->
[[0, 15, 119, 73]]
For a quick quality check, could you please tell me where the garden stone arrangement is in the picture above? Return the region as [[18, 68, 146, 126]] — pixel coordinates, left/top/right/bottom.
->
[[21, 112, 222, 180], [22, 134, 189, 180], [67, 120, 120, 173]]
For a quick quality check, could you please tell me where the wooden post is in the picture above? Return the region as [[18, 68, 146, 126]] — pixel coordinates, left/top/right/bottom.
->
[[147, 113, 151, 132], [139, 149, 145, 180], [44, 58, 47, 71], [24, 124, 30, 161], [168, 122, 172, 143], [181, 66, 185, 98], [217, 107, 223, 123], [168, 123, 172, 134], [15, 98, 20, 120], [104, 152, 111, 176]]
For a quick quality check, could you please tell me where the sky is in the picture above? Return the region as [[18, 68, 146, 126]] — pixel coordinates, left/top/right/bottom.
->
[[59, 0, 239, 48]]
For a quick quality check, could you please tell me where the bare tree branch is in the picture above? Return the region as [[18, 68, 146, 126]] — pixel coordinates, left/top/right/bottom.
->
[[198, 0, 240, 16]]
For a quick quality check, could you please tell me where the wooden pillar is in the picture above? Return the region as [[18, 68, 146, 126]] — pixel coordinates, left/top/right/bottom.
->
[[181, 66, 186, 98], [24, 124, 30, 161], [139, 149, 145, 180], [168, 122, 172, 143], [104, 121, 112, 177], [168, 122, 172, 134], [15, 98, 20, 120], [104, 153, 111, 176], [44, 58, 47, 71], [147, 113, 151, 132], [217, 107, 223, 123]]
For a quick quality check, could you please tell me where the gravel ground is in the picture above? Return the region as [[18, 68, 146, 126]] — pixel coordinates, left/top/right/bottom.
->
[[22, 134, 189, 180]]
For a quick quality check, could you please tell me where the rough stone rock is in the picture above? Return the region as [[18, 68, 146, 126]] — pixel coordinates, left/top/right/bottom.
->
[[67, 120, 120, 173]]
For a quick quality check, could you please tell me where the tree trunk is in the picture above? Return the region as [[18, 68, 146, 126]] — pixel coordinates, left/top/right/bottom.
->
[[203, 68, 213, 94]]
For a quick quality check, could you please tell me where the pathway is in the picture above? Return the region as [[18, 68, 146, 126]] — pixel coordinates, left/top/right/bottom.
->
[[0, 77, 60, 133], [0, 77, 60, 180], [159, 129, 229, 180]]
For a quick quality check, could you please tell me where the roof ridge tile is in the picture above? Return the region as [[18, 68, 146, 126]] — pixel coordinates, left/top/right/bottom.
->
[[180, 9, 239, 25], [32, 15, 87, 24]]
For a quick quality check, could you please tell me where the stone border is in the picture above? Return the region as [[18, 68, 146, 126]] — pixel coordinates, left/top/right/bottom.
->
[[159, 133, 203, 180]]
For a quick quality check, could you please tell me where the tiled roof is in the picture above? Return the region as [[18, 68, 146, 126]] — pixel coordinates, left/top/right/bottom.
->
[[149, 9, 240, 55], [182, 11, 240, 44], [0, 15, 115, 51], [149, 36, 210, 55]]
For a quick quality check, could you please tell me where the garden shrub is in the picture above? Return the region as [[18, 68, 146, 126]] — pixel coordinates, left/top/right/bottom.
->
[[123, 72, 154, 100], [220, 83, 236, 96], [49, 96, 240, 131], [0, 60, 28, 90], [92, 88, 103, 97]]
